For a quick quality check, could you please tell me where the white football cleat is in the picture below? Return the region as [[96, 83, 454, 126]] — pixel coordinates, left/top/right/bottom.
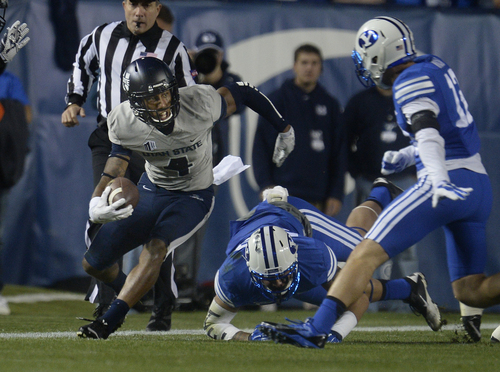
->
[[491, 324, 500, 343]]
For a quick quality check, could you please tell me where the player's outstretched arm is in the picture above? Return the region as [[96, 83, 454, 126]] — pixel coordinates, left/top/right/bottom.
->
[[218, 83, 295, 167]]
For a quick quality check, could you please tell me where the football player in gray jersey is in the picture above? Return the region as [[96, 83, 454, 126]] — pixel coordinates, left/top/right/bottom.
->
[[77, 56, 295, 339]]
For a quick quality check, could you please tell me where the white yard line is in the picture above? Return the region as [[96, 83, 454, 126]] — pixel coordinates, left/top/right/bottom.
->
[[1, 324, 498, 339], [4, 293, 84, 303]]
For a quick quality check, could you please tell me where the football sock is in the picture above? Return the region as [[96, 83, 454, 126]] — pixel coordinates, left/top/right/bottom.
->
[[107, 271, 127, 294], [366, 186, 392, 210], [101, 299, 129, 331], [379, 278, 411, 301], [311, 296, 346, 335]]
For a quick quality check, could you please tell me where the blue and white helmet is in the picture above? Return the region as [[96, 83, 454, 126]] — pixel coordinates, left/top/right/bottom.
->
[[245, 226, 299, 304], [352, 16, 416, 89]]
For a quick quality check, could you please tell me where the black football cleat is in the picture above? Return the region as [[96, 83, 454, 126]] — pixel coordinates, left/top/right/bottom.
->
[[258, 319, 327, 349], [145, 303, 174, 332], [404, 272, 443, 331], [77, 318, 113, 340], [372, 177, 404, 200], [461, 315, 482, 342]]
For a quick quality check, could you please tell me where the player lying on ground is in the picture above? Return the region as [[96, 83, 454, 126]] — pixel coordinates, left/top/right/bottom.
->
[[259, 16, 500, 348], [204, 181, 441, 342], [76, 56, 295, 339]]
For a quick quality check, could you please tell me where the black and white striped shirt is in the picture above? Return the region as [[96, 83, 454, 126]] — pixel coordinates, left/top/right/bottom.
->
[[65, 21, 196, 120]]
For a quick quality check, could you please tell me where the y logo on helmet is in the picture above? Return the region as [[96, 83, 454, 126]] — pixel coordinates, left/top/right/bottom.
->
[[358, 30, 379, 50]]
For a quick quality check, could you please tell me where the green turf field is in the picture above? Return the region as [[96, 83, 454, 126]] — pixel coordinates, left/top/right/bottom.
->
[[1, 285, 500, 372]]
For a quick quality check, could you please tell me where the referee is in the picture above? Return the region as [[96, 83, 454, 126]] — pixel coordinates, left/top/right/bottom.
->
[[61, 0, 196, 331]]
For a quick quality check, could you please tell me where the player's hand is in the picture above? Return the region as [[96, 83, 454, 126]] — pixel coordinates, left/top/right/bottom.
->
[[89, 186, 133, 224], [249, 325, 271, 341], [432, 181, 473, 208], [273, 126, 295, 167], [0, 20, 30, 64], [381, 150, 411, 175], [61, 104, 86, 127]]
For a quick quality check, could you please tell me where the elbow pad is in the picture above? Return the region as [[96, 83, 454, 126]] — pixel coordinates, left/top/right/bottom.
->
[[204, 299, 240, 341]]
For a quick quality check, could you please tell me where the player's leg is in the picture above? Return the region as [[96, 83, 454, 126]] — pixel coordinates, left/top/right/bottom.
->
[[146, 253, 177, 332]]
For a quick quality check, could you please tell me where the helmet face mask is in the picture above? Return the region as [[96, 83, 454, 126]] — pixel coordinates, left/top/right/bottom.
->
[[352, 16, 416, 89], [244, 226, 300, 304], [122, 57, 180, 131]]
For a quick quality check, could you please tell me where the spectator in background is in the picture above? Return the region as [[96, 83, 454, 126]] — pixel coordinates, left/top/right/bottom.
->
[[49, 0, 80, 71], [60, 0, 195, 332], [0, 0, 30, 316], [253, 43, 346, 217]]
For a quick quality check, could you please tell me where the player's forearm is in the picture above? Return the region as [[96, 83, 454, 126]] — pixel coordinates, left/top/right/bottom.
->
[[204, 297, 240, 341], [416, 127, 449, 187], [92, 156, 129, 197]]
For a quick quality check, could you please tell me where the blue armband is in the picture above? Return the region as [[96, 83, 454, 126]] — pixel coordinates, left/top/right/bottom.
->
[[226, 82, 287, 132]]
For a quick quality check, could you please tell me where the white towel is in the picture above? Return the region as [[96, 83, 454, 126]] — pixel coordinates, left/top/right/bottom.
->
[[212, 155, 250, 185]]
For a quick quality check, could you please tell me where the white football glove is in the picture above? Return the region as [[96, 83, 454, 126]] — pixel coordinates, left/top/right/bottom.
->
[[0, 20, 30, 64], [432, 181, 473, 208], [89, 186, 133, 224], [272, 126, 295, 167], [381, 148, 414, 175], [262, 185, 289, 203]]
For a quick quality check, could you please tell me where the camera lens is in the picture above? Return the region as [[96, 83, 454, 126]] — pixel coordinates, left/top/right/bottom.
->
[[194, 49, 218, 74]]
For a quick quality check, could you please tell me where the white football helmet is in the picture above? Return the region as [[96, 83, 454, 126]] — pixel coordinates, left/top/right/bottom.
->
[[352, 16, 416, 88], [245, 226, 299, 304]]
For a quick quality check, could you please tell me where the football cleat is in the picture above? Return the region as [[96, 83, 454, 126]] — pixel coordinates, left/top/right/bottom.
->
[[0, 294, 11, 315], [372, 177, 404, 200], [77, 318, 114, 340], [92, 302, 111, 319], [490, 324, 500, 343], [462, 315, 482, 342], [258, 319, 327, 349], [403, 272, 442, 331], [327, 331, 342, 343], [145, 302, 174, 332]]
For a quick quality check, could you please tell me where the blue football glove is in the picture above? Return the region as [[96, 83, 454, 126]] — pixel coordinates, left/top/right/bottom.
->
[[432, 181, 473, 208], [249, 325, 271, 341]]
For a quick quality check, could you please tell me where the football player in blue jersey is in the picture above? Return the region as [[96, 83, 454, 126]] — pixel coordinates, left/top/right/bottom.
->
[[204, 180, 441, 343], [260, 16, 500, 347]]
